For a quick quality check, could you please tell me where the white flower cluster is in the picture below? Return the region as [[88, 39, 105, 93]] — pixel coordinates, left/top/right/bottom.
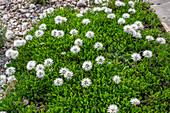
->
[[94, 42, 103, 50], [76, 13, 83, 17], [70, 29, 78, 36], [35, 30, 44, 38], [70, 38, 83, 54], [94, 0, 110, 6], [22, 22, 28, 31], [146, 35, 154, 41], [85, 31, 94, 38], [82, 19, 90, 25], [5, 67, 15, 76], [5, 30, 14, 40], [122, 13, 130, 18], [39, 7, 55, 19], [82, 61, 93, 71], [39, 24, 47, 30], [59, 67, 74, 80], [115, 1, 125, 6], [128, 8, 136, 13], [95, 56, 105, 64], [112, 75, 121, 84], [14, 39, 26, 47], [26, 61, 36, 70], [131, 50, 152, 61], [0, 75, 6, 86], [5, 49, 19, 59], [118, 18, 126, 24], [156, 37, 166, 44], [107, 104, 119, 113], [54, 15, 67, 24], [25, 35, 33, 40], [81, 78, 92, 87], [128, 1, 135, 8], [123, 21, 144, 39], [92, 6, 112, 13], [107, 13, 116, 19], [51, 29, 64, 38], [130, 98, 140, 105]]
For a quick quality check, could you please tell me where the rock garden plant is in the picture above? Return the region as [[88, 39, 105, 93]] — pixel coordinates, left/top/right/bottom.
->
[[0, 0, 169, 112]]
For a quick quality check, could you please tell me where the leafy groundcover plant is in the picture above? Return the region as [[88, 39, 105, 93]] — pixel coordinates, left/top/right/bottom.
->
[[0, 0, 169, 112]]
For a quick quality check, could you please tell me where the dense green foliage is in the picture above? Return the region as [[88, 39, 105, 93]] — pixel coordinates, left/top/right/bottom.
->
[[0, 0, 169, 112]]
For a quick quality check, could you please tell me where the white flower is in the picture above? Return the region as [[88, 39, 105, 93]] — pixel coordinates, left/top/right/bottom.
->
[[64, 71, 74, 80], [95, 56, 105, 64], [43, 9, 48, 14], [74, 38, 83, 46], [36, 64, 44, 71], [156, 37, 166, 44], [39, 13, 47, 19], [0, 111, 7, 113], [20, 39, 26, 46], [35, 30, 44, 38], [4, 61, 11, 68], [22, 22, 28, 31], [36, 70, 45, 78], [59, 67, 69, 76], [82, 61, 93, 71], [129, 28, 137, 36], [39, 24, 47, 30], [107, 13, 116, 19], [143, 50, 152, 58], [61, 51, 66, 55], [54, 78, 63, 86], [135, 31, 142, 39], [47, 7, 54, 14], [56, 30, 64, 38], [80, 10, 87, 14], [128, 1, 135, 7], [82, 19, 90, 25], [81, 78, 92, 87], [118, 18, 126, 24], [146, 36, 154, 41], [94, 42, 103, 50], [7, 76, 17, 83], [104, 8, 112, 13], [70, 29, 78, 36], [62, 17, 67, 22], [25, 35, 33, 40], [5, 30, 14, 39], [6, 67, 15, 76], [51, 29, 58, 37], [128, 8, 136, 13], [101, 7, 108, 11], [77, 13, 83, 17], [112, 75, 121, 84], [131, 53, 141, 61], [107, 104, 119, 113], [122, 13, 130, 18], [93, 7, 102, 12], [134, 21, 144, 30], [11, 50, 19, 59], [54, 16, 66, 24], [44, 58, 53, 67], [5, 49, 13, 58], [14, 40, 22, 47], [26, 61, 36, 70], [85, 31, 94, 38], [0, 75, 6, 86], [70, 45, 81, 54], [115, 1, 125, 6], [94, 0, 103, 4], [131, 24, 138, 30], [130, 98, 140, 105], [123, 25, 132, 32]]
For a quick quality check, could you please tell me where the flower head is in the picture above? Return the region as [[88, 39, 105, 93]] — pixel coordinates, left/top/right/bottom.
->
[[26, 61, 36, 70], [51, 29, 58, 37], [82, 61, 93, 71], [70, 29, 78, 36], [115, 1, 125, 6], [39, 13, 47, 19], [5, 30, 14, 39], [107, 13, 116, 19], [85, 31, 94, 38], [36, 70, 45, 78], [95, 56, 105, 64], [70, 45, 81, 54], [143, 50, 152, 58], [81, 78, 92, 87], [35, 30, 44, 38], [64, 71, 74, 80], [107, 104, 119, 113], [130, 98, 140, 105], [47, 7, 54, 14], [6, 67, 15, 76], [54, 78, 63, 86], [122, 13, 130, 18], [39, 24, 47, 30], [36, 64, 45, 71], [118, 18, 126, 24], [131, 53, 141, 61], [156, 37, 166, 44], [0, 75, 6, 86], [56, 30, 64, 38], [94, 42, 103, 50], [7, 76, 17, 83], [112, 75, 121, 84], [146, 36, 154, 41], [128, 8, 136, 13], [25, 35, 33, 40], [74, 38, 83, 46], [59, 67, 69, 76], [77, 13, 83, 17], [82, 19, 90, 25], [128, 1, 135, 7], [44, 58, 53, 67]]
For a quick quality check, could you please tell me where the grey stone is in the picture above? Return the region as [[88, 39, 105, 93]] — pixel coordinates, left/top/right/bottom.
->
[[19, 9, 27, 13], [25, 13, 31, 18], [0, 5, 5, 10], [77, 0, 87, 8]]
